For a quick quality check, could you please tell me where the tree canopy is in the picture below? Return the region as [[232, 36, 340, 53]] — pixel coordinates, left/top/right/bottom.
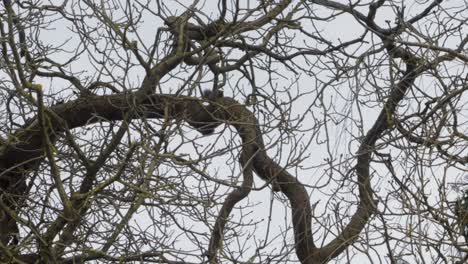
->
[[0, 0, 467, 263]]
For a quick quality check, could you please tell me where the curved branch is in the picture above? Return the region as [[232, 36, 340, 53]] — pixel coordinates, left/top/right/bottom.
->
[[206, 99, 258, 261], [315, 64, 418, 262]]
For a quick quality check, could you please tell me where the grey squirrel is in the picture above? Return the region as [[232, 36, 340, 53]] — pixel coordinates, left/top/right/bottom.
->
[[202, 88, 223, 100], [189, 89, 223, 135]]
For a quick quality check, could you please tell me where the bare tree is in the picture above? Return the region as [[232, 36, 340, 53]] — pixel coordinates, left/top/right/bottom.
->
[[0, 0, 467, 263]]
